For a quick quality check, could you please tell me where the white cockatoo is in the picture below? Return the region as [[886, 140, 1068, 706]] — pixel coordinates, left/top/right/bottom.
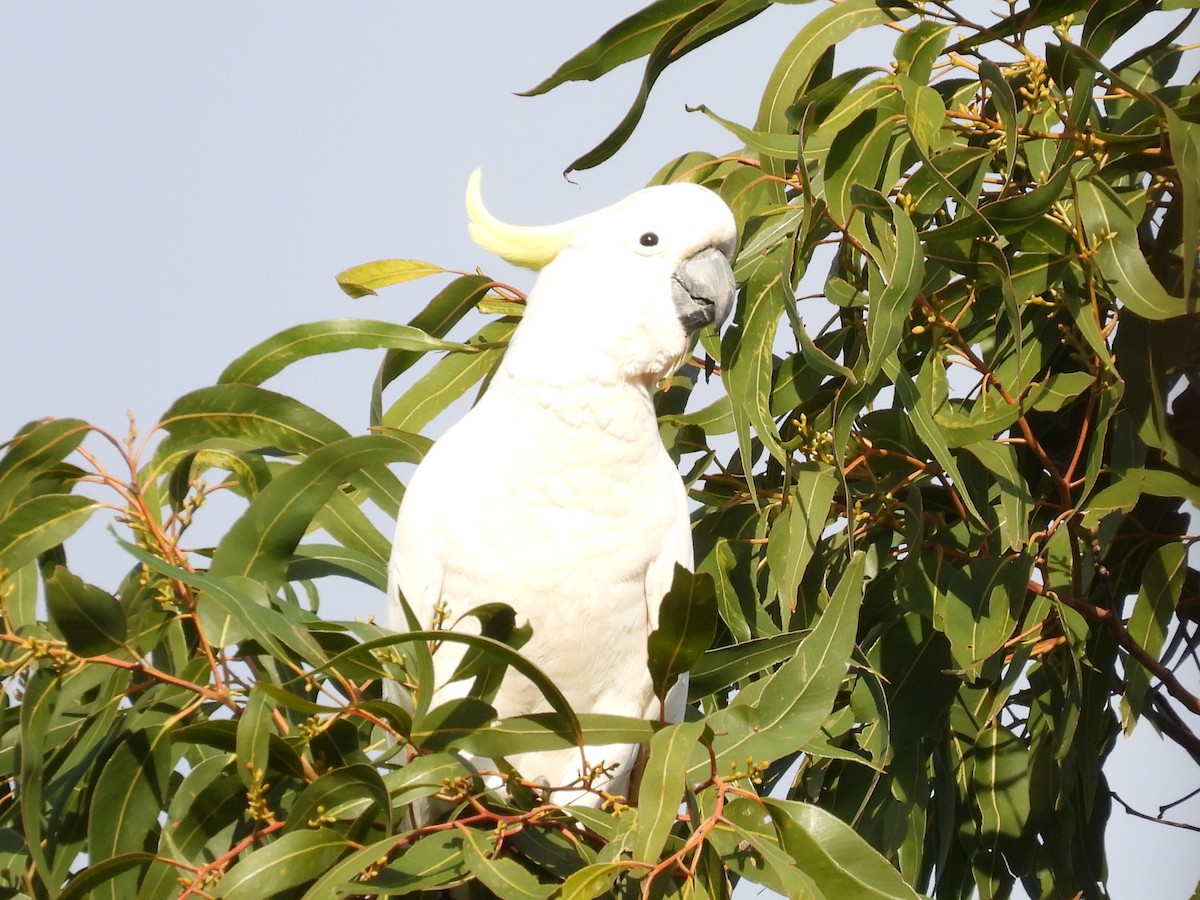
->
[[387, 169, 736, 807]]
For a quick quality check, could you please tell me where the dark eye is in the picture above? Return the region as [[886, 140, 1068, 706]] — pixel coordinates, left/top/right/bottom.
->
[[639, 232, 659, 247]]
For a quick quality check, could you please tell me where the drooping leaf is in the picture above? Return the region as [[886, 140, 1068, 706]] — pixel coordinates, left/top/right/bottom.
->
[[1120, 541, 1187, 731], [44, 566, 127, 656], [1076, 178, 1188, 319], [648, 566, 718, 703], [767, 464, 838, 610], [633, 720, 707, 863], [561, 2, 770, 173], [523, 0, 766, 96], [86, 724, 174, 900], [766, 798, 924, 899], [695, 552, 865, 777], [972, 723, 1032, 865]]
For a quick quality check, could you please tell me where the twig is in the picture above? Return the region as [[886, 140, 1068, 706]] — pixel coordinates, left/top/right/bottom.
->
[[1110, 791, 1200, 833]]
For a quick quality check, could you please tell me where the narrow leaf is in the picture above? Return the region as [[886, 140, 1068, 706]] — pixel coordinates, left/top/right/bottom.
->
[[0, 493, 99, 573], [215, 828, 349, 899], [1121, 541, 1187, 731], [767, 464, 838, 610], [634, 720, 706, 863], [648, 566, 718, 703], [766, 798, 923, 899], [335, 259, 445, 298], [219, 319, 472, 385], [1077, 178, 1188, 319], [209, 434, 425, 588], [0, 417, 90, 513]]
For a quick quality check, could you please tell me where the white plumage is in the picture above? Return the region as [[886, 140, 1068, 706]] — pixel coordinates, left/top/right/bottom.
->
[[387, 170, 736, 806]]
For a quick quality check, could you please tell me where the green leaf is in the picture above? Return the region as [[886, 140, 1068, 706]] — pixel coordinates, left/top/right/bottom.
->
[[287, 764, 393, 835], [961, 440, 1032, 551], [171, 724, 305, 786], [460, 826, 558, 899], [209, 434, 425, 588], [1076, 178, 1189, 318], [1121, 541, 1187, 732], [895, 21, 951, 84], [235, 687, 275, 789], [0, 493, 99, 574], [17, 670, 57, 883], [410, 697, 498, 751], [757, 0, 912, 177], [978, 60, 1018, 186], [317, 631, 584, 747], [557, 862, 625, 899], [117, 538, 327, 666], [87, 725, 173, 900], [1164, 106, 1200, 304], [695, 552, 864, 777], [855, 189, 924, 384], [972, 723, 1031, 860], [384, 751, 476, 809], [885, 356, 985, 523], [706, 536, 757, 643], [372, 274, 493, 424], [648, 566, 718, 703], [0, 417, 90, 513], [453, 712, 655, 759], [361, 831, 470, 894], [898, 73, 948, 157], [1081, 468, 1200, 528], [634, 720, 706, 863], [523, 0, 762, 95], [562, 2, 769, 173], [44, 566, 127, 656], [766, 798, 923, 899], [313, 487, 395, 564], [287, 542, 388, 590], [219, 319, 472, 385], [796, 314, 857, 383], [689, 630, 807, 698], [59, 853, 174, 900], [152, 754, 245, 872], [381, 319, 515, 433], [823, 96, 907, 226], [335, 258, 446, 298], [692, 104, 799, 159], [722, 797, 818, 897], [930, 552, 1032, 679], [154, 383, 348, 463], [1022, 371, 1095, 414], [215, 828, 349, 899], [723, 243, 787, 469], [767, 464, 838, 610]]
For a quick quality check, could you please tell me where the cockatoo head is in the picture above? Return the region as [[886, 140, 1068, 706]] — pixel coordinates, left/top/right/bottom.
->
[[466, 170, 737, 383]]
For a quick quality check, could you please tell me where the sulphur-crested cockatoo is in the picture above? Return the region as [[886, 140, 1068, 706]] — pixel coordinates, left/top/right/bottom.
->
[[387, 169, 736, 806]]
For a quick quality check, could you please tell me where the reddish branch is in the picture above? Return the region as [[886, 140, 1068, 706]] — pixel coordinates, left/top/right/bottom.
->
[[1026, 580, 1200, 718]]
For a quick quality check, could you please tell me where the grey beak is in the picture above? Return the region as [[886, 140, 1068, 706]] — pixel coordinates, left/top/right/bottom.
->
[[672, 247, 735, 333]]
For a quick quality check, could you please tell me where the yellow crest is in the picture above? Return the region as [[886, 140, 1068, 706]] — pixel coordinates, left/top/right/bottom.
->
[[465, 169, 590, 271]]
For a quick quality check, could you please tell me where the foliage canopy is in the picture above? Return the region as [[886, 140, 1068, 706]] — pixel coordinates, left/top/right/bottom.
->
[[2, 1, 1199, 897]]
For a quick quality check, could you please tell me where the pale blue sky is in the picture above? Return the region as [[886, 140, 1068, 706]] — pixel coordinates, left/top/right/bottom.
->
[[2, 4, 1197, 896]]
